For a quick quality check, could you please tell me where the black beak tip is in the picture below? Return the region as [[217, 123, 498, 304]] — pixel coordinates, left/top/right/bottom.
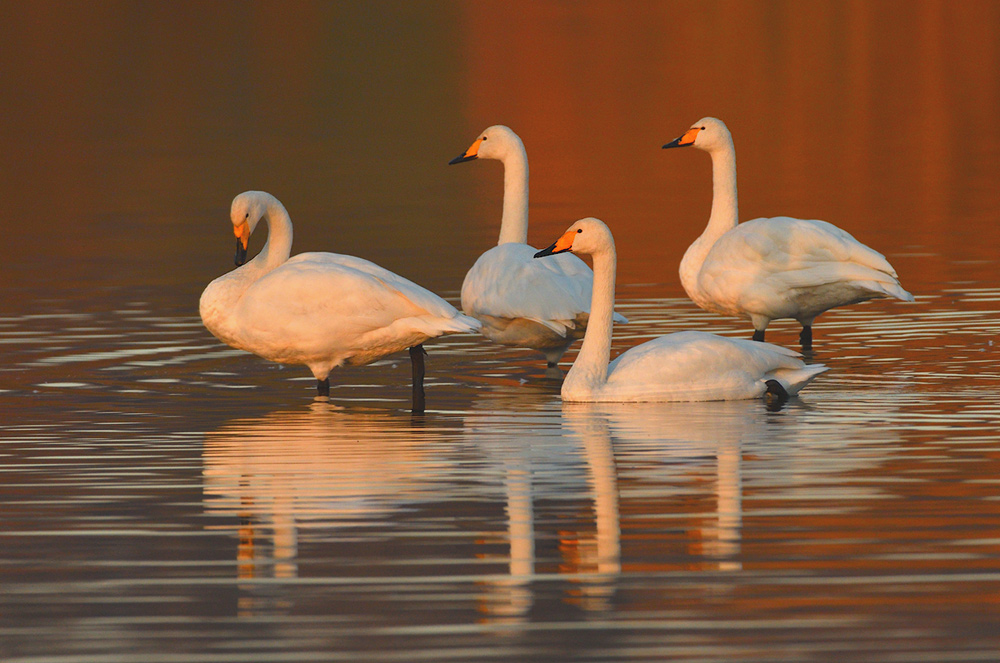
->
[[448, 153, 477, 165], [234, 241, 248, 266], [534, 245, 556, 259]]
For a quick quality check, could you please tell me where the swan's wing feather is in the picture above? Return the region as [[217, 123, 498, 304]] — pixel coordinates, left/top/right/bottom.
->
[[289, 252, 463, 319], [238, 253, 479, 350], [701, 217, 912, 307], [604, 331, 819, 400], [461, 244, 595, 330]]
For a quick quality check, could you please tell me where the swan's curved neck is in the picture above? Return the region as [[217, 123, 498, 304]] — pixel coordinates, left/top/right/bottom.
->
[[565, 246, 616, 394], [247, 196, 293, 277], [705, 139, 739, 241], [497, 142, 529, 245], [680, 140, 739, 295]]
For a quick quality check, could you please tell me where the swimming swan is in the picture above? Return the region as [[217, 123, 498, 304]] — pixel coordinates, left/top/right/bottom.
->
[[199, 191, 480, 411], [663, 117, 913, 349], [449, 125, 626, 370], [534, 217, 828, 402]]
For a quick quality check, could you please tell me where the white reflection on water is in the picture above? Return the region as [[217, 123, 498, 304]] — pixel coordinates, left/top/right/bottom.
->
[[203, 403, 441, 577], [198, 379, 913, 624]]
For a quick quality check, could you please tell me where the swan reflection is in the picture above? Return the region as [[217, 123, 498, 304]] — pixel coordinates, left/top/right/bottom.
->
[[202, 390, 901, 621], [203, 402, 454, 584], [574, 400, 758, 574]]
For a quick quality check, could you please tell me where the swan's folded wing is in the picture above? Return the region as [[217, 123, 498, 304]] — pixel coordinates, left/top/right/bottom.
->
[[737, 217, 898, 275], [605, 331, 809, 401], [704, 217, 908, 294], [288, 252, 463, 319], [462, 244, 595, 332]]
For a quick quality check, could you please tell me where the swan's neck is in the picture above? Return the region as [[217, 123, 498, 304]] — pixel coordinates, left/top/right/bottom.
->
[[680, 140, 739, 295], [564, 248, 616, 396], [200, 196, 294, 342], [704, 140, 739, 243], [252, 198, 294, 275], [497, 143, 529, 245]]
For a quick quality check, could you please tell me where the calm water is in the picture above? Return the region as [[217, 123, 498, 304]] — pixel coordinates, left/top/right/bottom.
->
[[2, 2, 1000, 662]]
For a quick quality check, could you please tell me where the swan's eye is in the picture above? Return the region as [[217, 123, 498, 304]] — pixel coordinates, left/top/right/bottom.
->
[[481, 136, 487, 141], [577, 229, 583, 233], [245, 213, 249, 219], [700, 126, 706, 130]]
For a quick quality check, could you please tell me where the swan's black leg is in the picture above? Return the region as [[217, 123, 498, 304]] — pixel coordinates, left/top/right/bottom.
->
[[317, 378, 330, 398], [799, 325, 813, 351], [409, 345, 427, 414], [752, 329, 766, 342]]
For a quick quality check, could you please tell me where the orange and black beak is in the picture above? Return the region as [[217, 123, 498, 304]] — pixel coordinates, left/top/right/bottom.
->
[[449, 137, 484, 165], [234, 221, 250, 265], [534, 229, 577, 258], [663, 127, 700, 149]]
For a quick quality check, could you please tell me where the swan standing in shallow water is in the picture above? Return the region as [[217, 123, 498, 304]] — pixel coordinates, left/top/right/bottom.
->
[[449, 125, 626, 371], [663, 117, 913, 350], [534, 218, 827, 403], [199, 191, 480, 411]]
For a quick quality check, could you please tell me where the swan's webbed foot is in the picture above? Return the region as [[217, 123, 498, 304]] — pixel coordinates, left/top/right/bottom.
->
[[752, 329, 766, 342], [409, 345, 426, 414], [763, 379, 789, 410], [799, 325, 813, 351], [317, 378, 330, 398]]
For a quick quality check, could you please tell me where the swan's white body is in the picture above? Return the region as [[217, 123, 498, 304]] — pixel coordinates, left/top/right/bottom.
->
[[199, 191, 480, 383], [535, 218, 828, 403], [665, 117, 913, 340], [452, 125, 626, 366]]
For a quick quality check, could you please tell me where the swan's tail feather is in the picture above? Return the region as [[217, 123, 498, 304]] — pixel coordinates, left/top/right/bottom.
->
[[414, 313, 482, 338], [859, 279, 915, 303], [771, 363, 829, 397], [446, 313, 483, 334]]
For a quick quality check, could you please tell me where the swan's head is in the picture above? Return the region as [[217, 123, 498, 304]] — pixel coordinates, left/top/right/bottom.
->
[[662, 117, 732, 153], [534, 217, 613, 260], [448, 125, 524, 165], [229, 191, 271, 266]]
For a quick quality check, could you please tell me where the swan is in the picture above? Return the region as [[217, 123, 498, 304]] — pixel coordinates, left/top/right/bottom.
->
[[449, 125, 626, 371], [534, 217, 828, 402], [199, 191, 480, 411], [663, 117, 913, 350]]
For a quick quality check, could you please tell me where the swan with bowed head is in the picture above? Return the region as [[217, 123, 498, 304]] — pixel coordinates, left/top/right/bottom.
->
[[199, 191, 480, 411]]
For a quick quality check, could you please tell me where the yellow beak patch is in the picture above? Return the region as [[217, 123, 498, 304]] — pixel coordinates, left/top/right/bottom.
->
[[234, 221, 250, 250], [553, 229, 577, 253], [677, 127, 701, 146], [463, 137, 484, 159]]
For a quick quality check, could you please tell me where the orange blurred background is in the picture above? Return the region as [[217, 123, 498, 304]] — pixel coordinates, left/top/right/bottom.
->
[[0, 0, 996, 305]]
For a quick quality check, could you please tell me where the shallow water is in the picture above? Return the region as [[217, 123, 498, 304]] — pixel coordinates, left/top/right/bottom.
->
[[3, 284, 1000, 662], [3, 2, 1000, 662]]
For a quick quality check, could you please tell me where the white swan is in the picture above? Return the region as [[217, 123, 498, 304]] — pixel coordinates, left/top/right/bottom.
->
[[199, 191, 480, 411], [449, 125, 626, 370], [534, 218, 828, 402], [663, 117, 913, 349]]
